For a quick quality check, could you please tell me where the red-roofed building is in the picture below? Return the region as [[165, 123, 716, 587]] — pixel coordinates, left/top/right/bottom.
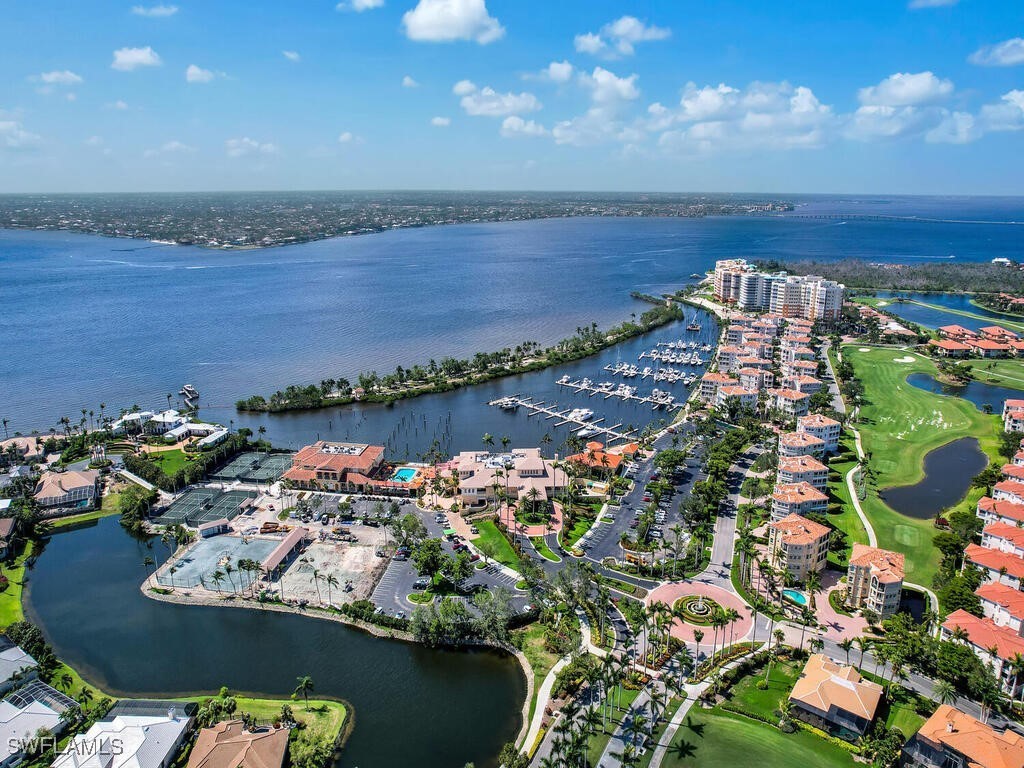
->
[[768, 388, 811, 418], [971, 339, 1011, 358], [771, 481, 828, 522], [768, 513, 830, 579], [797, 413, 841, 454], [903, 704, 1024, 768], [777, 455, 829, 490], [928, 339, 972, 358], [846, 544, 904, 618], [779, 431, 825, 458], [1013, 451, 1024, 467], [977, 582, 1024, 636], [938, 324, 977, 342], [995, 479, 1024, 506], [282, 441, 386, 492], [699, 372, 737, 404], [565, 441, 624, 474], [979, 496, 1024, 526], [1005, 401, 1024, 434], [981, 326, 1020, 342], [1005, 464, 1024, 482], [940, 610, 1024, 697], [966, 543, 1024, 589], [982, 522, 1024, 557]]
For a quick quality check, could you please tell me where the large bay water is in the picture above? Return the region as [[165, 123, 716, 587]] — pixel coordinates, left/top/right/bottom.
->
[[4, 195, 1024, 438], [25, 517, 525, 768]]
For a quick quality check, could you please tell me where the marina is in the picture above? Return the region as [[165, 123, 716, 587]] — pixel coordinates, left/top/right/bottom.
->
[[486, 395, 639, 442], [553, 376, 679, 409]]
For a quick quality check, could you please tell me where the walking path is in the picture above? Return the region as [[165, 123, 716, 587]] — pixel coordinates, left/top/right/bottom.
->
[[520, 656, 571, 754]]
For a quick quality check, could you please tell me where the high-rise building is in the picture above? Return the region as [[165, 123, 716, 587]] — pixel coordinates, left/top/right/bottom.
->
[[712, 259, 844, 320]]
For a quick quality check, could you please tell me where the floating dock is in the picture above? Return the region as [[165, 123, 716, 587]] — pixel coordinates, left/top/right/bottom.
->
[[486, 396, 638, 441]]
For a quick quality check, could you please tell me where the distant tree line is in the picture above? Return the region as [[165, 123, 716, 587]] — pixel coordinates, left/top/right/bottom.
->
[[757, 258, 1024, 294]]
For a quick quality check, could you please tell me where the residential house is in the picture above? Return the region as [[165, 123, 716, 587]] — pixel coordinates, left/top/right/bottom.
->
[[788, 654, 883, 740], [767, 513, 830, 580], [33, 470, 99, 510], [797, 413, 841, 454], [928, 339, 972, 358], [776, 455, 829, 491], [771, 482, 828, 522], [52, 703, 193, 768], [0, 638, 36, 696], [778, 431, 825, 458], [977, 582, 1024, 635], [845, 544, 904, 619], [978, 496, 1024, 526], [903, 704, 1024, 768], [0, 518, 16, 560], [965, 543, 1024, 589], [994, 479, 1024, 506], [767, 388, 810, 418], [1005, 401, 1024, 434], [699, 372, 737, 405], [971, 339, 1011, 358], [187, 720, 289, 768], [715, 386, 758, 411], [454, 448, 567, 508], [940, 610, 1024, 698]]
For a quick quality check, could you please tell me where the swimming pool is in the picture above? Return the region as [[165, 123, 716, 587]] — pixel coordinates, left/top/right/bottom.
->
[[783, 588, 808, 606], [391, 467, 418, 483]]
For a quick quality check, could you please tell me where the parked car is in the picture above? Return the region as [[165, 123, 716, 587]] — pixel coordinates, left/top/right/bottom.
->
[[413, 577, 431, 590]]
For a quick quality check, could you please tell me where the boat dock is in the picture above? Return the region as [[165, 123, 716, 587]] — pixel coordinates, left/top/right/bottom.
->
[[555, 377, 677, 410], [486, 396, 637, 441]]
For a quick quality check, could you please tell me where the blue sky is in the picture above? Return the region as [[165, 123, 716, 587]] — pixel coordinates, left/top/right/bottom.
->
[[2, 0, 1023, 193]]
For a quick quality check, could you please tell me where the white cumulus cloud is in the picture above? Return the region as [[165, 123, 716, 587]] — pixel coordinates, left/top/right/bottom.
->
[[185, 64, 215, 83], [543, 60, 574, 83], [36, 70, 83, 86], [501, 116, 548, 138], [112, 46, 162, 71], [969, 38, 1024, 67], [337, 0, 385, 10], [282, 50, 301, 62], [980, 90, 1024, 132], [455, 81, 540, 116], [575, 16, 670, 58], [925, 111, 980, 144], [402, 75, 420, 88], [131, 4, 178, 17], [337, 131, 358, 143], [226, 137, 278, 157], [580, 67, 639, 104], [858, 71, 953, 107], [430, 116, 451, 126], [0, 120, 41, 150], [403, 0, 504, 45]]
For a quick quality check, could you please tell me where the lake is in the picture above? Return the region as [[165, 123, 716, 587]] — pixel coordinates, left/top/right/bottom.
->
[[24, 517, 525, 768], [907, 372, 1023, 414], [878, 437, 988, 520]]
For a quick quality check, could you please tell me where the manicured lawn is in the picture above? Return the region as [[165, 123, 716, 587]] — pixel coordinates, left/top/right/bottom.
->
[[638, 696, 685, 768], [824, 433, 869, 567], [145, 448, 193, 476], [514, 622, 560, 729], [49, 491, 122, 529], [885, 700, 926, 736], [727, 662, 799, 718], [173, 693, 348, 746], [843, 345, 1003, 583], [472, 519, 520, 570], [661, 707, 856, 768], [530, 536, 560, 562], [0, 541, 34, 628], [559, 516, 595, 550], [964, 358, 1024, 391]]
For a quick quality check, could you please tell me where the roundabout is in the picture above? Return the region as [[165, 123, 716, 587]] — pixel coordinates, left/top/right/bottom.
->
[[672, 594, 723, 626], [647, 581, 754, 645]]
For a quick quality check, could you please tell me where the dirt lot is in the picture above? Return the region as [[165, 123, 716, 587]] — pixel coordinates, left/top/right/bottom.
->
[[277, 524, 389, 606]]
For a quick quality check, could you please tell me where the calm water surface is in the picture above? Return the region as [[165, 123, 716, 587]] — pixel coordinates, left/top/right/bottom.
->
[[879, 437, 988, 520], [25, 518, 525, 768], [5, 198, 1024, 435], [907, 372, 1023, 414]]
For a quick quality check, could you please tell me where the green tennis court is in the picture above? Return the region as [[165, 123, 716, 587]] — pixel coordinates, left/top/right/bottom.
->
[[153, 488, 257, 526]]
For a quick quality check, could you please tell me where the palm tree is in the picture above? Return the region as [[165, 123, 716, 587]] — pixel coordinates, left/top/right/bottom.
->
[[693, 629, 704, 668], [934, 680, 957, 707], [324, 573, 339, 606], [856, 636, 871, 669], [294, 675, 314, 708], [839, 638, 854, 665], [224, 562, 237, 594], [481, 433, 494, 449], [310, 568, 323, 603], [212, 569, 225, 593]]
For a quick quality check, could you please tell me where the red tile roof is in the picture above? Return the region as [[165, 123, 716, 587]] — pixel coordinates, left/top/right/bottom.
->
[[943, 609, 1024, 662], [966, 543, 1024, 580], [976, 582, 1024, 619]]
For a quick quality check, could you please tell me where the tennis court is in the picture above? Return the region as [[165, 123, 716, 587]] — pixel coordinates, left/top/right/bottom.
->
[[152, 488, 256, 526], [157, 534, 278, 590], [209, 451, 293, 483]]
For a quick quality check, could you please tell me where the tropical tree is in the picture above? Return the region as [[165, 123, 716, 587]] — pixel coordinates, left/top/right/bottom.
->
[[294, 675, 314, 708]]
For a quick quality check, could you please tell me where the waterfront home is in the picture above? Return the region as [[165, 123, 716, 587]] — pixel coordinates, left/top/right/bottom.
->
[[778, 431, 825, 458], [977, 582, 1024, 635], [455, 448, 567, 508], [788, 654, 882, 740], [187, 720, 289, 768], [937, 324, 977, 342], [698, 372, 737, 404], [1004, 401, 1024, 434], [281, 441, 386, 493], [52, 703, 193, 768], [770, 482, 828, 522], [767, 513, 830, 580], [715, 345, 744, 372], [0, 518, 16, 560], [164, 421, 229, 448], [32, 469, 99, 510], [724, 324, 745, 345], [767, 388, 810, 418], [902, 704, 1024, 768], [981, 326, 1020, 343], [845, 544, 904, 619], [0, 638, 36, 696], [965, 543, 1024, 589], [0, 438, 43, 464], [983, 521, 1024, 557], [145, 410, 186, 435], [797, 413, 841, 454], [940, 610, 1024, 698], [715, 385, 758, 411], [979, 496, 1024, 526], [776, 455, 829, 491], [564, 442, 624, 475], [110, 411, 155, 435], [1014, 450, 1024, 467], [970, 339, 1011, 358], [994, 479, 1024, 506], [928, 338, 973, 358], [737, 367, 773, 391]]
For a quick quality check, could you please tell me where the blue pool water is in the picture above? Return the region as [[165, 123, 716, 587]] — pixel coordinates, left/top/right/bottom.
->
[[391, 467, 418, 482], [783, 588, 808, 606]]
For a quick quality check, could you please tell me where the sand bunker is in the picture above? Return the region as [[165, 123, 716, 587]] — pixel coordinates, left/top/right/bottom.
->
[[858, 347, 871, 352], [893, 356, 915, 363]]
